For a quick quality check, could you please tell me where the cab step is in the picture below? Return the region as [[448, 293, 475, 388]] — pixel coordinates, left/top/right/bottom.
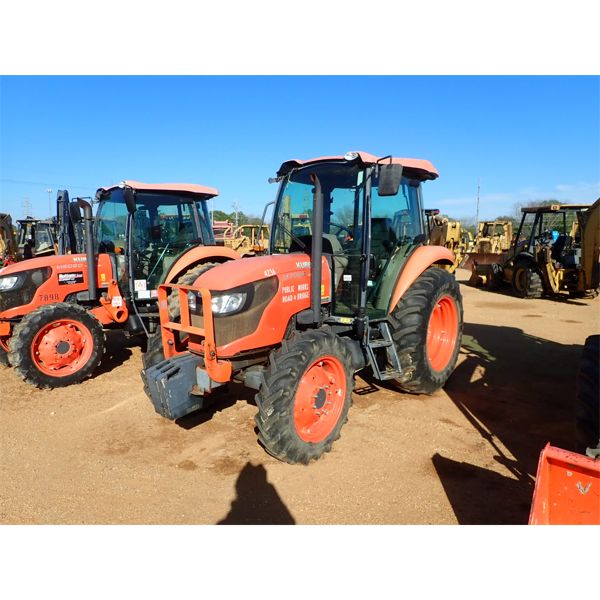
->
[[366, 321, 402, 381]]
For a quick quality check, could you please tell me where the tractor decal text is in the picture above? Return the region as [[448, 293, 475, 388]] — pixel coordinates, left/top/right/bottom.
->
[[282, 270, 305, 280], [58, 272, 85, 285], [281, 282, 310, 303], [38, 293, 59, 302]]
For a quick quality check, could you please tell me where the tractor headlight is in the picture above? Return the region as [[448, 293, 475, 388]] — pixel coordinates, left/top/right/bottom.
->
[[0, 276, 19, 291], [211, 291, 248, 315], [187, 290, 197, 312]]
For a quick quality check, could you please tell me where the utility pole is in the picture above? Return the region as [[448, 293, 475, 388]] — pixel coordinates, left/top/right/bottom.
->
[[22, 197, 32, 218], [47, 188, 53, 218], [475, 178, 480, 227], [232, 200, 240, 227]]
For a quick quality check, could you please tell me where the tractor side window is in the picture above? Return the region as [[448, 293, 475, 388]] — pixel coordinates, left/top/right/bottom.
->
[[35, 226, 54, 254], [195, 200, 214, 245], [154, 203, 196, 245], [370, 178, 423, 262], [95, 191, 128, 254], [515, 213, 536, 251]]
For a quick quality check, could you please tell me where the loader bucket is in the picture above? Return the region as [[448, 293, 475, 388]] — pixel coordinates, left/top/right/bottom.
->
[[529, 443, 600, 525], [460, 251, 509, 271]]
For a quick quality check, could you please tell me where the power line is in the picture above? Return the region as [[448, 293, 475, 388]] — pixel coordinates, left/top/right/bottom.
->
[[1, 178, 93, 191]]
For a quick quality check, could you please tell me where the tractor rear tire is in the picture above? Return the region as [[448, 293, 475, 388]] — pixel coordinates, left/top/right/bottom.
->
[[255, 329, 354, 465], [512, 262, 543, 298], [8, 303, 104, 388], [575, 334, 599, 457], [388, 266, 463, 394], [0, 337, 10, 367], [141, 262, 219, 379]]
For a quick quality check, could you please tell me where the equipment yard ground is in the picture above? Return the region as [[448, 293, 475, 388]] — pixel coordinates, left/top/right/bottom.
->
[[1, 268, 598, 525]]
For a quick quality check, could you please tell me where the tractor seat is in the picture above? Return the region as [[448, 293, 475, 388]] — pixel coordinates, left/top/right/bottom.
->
[[551, 234, 571, 261], [289, 234, 348, 289], [370, 218, 396, 262]]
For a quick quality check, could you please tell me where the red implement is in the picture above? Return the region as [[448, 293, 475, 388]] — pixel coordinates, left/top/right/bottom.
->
[[529, 444, 600, 525]]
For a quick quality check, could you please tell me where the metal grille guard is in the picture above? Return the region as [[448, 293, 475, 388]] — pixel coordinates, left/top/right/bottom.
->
[[157, 282, 232, 383]]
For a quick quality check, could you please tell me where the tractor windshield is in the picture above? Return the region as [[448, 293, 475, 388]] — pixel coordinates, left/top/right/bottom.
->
[[271, 162, 425, 317], [96, 188, 215, 294]]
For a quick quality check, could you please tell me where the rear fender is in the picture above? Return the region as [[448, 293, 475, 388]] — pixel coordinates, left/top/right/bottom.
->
[[387, 246, 455, 313], [163, 246, 241, 285]]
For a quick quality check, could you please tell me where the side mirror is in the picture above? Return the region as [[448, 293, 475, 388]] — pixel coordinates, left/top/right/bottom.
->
[[378, 164, 403, 196], [124, 187, 137, 214], [69, 201, 82, 223]]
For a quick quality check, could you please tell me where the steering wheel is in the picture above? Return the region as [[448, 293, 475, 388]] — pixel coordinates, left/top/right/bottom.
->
[[330, 222, 354, 247]]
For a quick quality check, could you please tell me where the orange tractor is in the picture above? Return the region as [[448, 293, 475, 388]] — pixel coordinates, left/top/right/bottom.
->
[[0, 181, 239, 387], [142, 152, 463, 464]]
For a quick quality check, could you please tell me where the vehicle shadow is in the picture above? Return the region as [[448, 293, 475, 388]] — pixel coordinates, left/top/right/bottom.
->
[[437, 323, 584, 524], [356, 321, 584, 524], [175, 382, 257, 430], [93, 330, 134, 376], [217, 462, 296, 524]]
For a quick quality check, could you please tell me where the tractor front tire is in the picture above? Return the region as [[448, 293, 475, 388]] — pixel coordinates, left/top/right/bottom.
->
[[142, 262, 220, 374], [388, 266, 463, 394], [255, 329, 354, 465], [8, 303, 104, 388], [512, 261, 543, 298], [575, 334, 600, 457]]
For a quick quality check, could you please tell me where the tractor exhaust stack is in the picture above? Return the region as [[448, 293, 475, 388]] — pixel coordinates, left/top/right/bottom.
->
[[78, 198, 97, 301]]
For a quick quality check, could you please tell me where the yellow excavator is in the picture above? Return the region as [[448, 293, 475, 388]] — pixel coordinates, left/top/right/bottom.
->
[[471, 200, 599, 298], [0, 213, 19, 266], [424, 209, 472, 272]]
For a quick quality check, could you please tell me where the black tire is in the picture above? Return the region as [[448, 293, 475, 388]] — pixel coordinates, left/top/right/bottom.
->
[[575, 334, 600, 456], [255, 329, 354, 465], [166, 262, 219, 320], [142, 262, 219, 373], [0, 339, 10, 367], [512, 261, 543, 298], [8, 303, 105, 388], [388, 266, 463, 394]]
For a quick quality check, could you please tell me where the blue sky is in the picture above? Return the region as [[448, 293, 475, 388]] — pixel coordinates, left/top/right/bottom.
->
[[1, 75, 598, 222]]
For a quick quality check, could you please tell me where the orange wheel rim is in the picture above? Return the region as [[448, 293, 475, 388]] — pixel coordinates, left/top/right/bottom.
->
[[0, 336, 9, 352], [426, 295, 459, 372], [294, 355, 346, 443], [31, 319, 94, 377]]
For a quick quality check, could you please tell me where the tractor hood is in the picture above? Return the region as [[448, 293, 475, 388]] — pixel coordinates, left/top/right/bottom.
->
[[192, 254, 328, 294], [0, 253, 88, 276], [277, 151, 439, 181]]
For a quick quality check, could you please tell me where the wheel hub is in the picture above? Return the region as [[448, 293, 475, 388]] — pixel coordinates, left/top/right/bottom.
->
[[55, 340, 71, 355], [426, 295, 459, 372], [294, 356, 347, 443], [31, 319, 93, 376], [314, 388, 327, 409]]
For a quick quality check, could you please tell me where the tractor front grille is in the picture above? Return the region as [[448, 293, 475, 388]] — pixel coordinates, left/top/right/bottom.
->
[[0, 267, 51, 314]]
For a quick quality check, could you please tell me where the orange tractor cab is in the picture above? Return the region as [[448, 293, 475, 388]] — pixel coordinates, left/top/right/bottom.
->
[[0, 181, 239, 387], [142, 151, 463, 464]]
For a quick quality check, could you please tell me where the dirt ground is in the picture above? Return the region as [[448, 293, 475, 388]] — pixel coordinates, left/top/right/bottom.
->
[[1, 268, 598, 525]]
